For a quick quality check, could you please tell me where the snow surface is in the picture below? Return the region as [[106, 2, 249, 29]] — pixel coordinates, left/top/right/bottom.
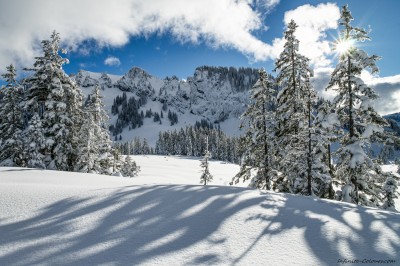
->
[[1, 156, 399, 265]]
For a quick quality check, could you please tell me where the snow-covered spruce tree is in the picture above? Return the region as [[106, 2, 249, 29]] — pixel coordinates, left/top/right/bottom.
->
[[63, 72, 84, 169], [200, 137, 213, 185], [76, 86, 115, 174], [121, 156, 140, 177], [312, 99, 339, 198], [24, 31, 84, 171], [75, 113, 96, 173], [0, 64, 25, 166], [24, 31, 70, 117], [381, 172, 398, 211], [273, 20, 314, 194], [231, 68, 277, 189], [24, 113, 46, 168], [327, 5, 388, 206]]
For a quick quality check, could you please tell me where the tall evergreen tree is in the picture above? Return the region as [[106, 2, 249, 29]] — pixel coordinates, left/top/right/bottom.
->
[[24, 31, 84, 171], [0, 64, 25, 166], [232, 69, 277, 189], [273, 20, 314, 194], [327, 5, 388, 206]]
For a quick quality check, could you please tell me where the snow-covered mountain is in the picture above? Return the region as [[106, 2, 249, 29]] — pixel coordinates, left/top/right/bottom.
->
[[73, 66, 259, 145], [74, 67, 400, 149], [1, 156, 399, 265]]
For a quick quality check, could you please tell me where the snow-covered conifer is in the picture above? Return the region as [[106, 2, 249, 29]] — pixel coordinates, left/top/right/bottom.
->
[[232, 68, 277, 189], [312, 100, 339, 198], [0, 64, 25, 166], [24, 113, 46, 168], [24, 32, 84, 171], [273, 20, 314, 194], [327, 5, 388, 206], [381, 173, 398, 211], [200, 137, 213, 185], [76, 86, 114, 174], [121, 156, 140, 177]]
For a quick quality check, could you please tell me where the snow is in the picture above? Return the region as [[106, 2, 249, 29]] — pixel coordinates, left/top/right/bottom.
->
[[362, 124, 384, 138], [344, 141, 370, 168], [1, 156, 399, 265]]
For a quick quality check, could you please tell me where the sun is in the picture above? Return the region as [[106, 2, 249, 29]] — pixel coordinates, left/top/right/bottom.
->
[[335, 38, 354, 55]]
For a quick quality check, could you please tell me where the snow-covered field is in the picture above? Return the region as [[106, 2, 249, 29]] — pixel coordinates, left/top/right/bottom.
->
[[1, 156, 399, 265]]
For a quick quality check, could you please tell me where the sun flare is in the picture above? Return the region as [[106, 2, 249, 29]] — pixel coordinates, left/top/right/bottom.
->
[[335, 38, 354, 55]]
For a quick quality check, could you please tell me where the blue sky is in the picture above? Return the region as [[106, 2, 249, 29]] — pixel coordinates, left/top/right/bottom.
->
[[54, 0, 400, 79], [1, 0, 400, 114]]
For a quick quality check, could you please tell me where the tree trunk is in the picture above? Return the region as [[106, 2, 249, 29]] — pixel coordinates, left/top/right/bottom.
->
[[263, 104, 270, 190]]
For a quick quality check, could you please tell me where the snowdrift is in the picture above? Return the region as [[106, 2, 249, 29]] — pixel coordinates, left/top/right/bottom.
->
[[0, 156, 399, 265]]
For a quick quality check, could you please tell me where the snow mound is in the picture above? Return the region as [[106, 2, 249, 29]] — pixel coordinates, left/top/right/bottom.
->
[[0, 156, 399, 265]]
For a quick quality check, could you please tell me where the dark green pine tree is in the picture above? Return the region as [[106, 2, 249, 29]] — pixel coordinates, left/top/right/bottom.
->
[[327, 5, 388, 206], [273, 20, 314, 194], [231, 69, 278, 189], [0, 64, 25, 167]]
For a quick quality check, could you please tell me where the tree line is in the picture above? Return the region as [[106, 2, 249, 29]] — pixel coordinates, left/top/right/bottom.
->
[[114, 120, 240, 164]]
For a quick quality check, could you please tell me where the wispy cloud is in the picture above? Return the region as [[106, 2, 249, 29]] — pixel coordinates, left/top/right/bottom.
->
[[104, 56, 121, 67]]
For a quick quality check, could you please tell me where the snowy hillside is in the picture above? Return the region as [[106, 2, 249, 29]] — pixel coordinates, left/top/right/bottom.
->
[[1, 156, 399, 265], [73, 66, 258, 145]]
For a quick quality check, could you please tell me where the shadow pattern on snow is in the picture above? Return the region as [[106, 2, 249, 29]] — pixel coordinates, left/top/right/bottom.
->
[[0, 185, 399, 265]]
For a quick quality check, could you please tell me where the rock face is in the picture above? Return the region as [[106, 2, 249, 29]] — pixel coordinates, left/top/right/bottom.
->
[[75, 66, 260, 123]]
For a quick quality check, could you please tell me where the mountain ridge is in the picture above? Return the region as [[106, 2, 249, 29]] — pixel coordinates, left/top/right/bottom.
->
[[73, 66, 400, 148], [73, 66, 260, 145]]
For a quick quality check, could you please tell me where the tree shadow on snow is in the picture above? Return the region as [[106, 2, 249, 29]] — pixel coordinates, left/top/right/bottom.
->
[[0, 185, 261, 265], [233, 192, 400, 265], [0, 185, 398, 265]]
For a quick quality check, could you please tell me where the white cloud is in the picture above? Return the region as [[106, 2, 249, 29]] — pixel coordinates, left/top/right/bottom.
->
[[283, 3, 341, 67], [0, 1, 342, 72], [0, 0, 280, 70], [104, 56, 121, 67]]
